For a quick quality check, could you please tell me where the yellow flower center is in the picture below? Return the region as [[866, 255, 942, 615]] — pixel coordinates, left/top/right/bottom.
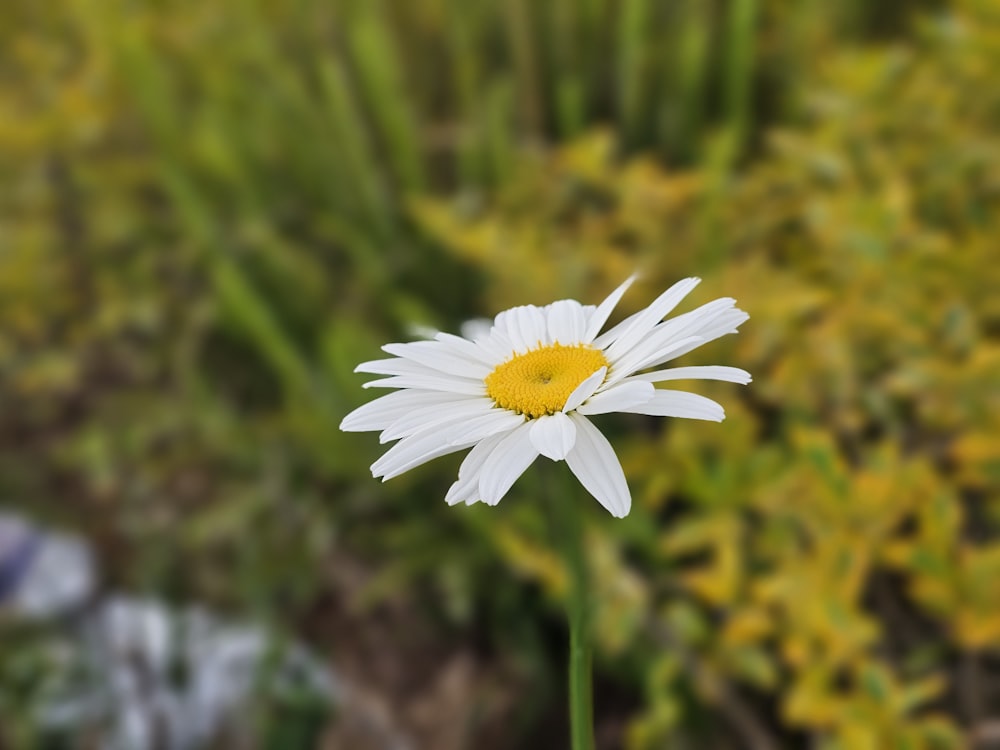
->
[[485, 344, 609, 419]]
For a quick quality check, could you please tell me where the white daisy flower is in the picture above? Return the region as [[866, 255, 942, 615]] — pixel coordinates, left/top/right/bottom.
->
[[340, 276, 750, 517]]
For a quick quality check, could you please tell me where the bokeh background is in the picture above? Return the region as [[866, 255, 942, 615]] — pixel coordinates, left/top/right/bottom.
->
[[2, 0, 999, 747]]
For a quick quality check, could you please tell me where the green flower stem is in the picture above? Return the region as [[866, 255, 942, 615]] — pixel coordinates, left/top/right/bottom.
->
[[554, 468, 595, 750]]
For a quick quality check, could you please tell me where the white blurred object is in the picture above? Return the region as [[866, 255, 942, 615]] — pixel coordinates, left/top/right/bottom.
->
[[0, 514, 402, 749], [409, 319, 492, 343], [0, 512, 95, 619], [408, 323, 441, 340], [459, 318, 493, 341], [40, 597, 338, 750]]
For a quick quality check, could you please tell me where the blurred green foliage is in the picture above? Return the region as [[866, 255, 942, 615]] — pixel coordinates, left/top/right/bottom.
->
[[413, 3, 1000, 747], [1, 0, 998, 747]]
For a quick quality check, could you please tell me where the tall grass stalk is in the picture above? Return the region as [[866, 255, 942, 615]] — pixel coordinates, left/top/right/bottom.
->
[[722, 0, 758, 156]]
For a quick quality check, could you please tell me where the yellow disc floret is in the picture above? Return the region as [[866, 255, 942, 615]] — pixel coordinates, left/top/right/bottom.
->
[[485, 343, 609, 418]]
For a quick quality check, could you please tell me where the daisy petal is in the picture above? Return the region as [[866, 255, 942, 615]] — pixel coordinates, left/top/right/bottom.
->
[[651, 309, 750, 363], [576, 381, 655, 415], [383, 341, 492, 378], [562, 366, 608, 413], [445, 409, 526, 445], [619, 390, 726, 421], [371, 425, 475, 481], [624, 366, 752, 384], [445, 433, 507, 506], [529, 412, 577, 460], [583, 275, 637, 342], [373, 411, 522, 480], [445, 478, 478, 506], [355, 357, 439, 376], [479, 423, 539, 505], [603, 298, 737, 376], [617, 302, 748, 374], [380, 397, 495, 443], [434, 332, 500, 365], [592, 313, 638, 349], [474, 329, 516, 363], [518, 305, 550, 349], [362, 374, 486, 395], [495, 305, 548, 353], [603, 277, 701, 363], [565, 414, 631, 518], [340, 390, 463, 432], [603, 335, 704, 385], [546, 300, 588, 344]]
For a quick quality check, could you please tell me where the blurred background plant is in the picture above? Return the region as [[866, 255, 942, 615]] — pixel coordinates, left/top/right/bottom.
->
[[1, 0, 998, 747]]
